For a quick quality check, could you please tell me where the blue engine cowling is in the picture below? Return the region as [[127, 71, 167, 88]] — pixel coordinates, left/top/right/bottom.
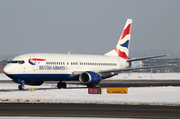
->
[[79, 71, 101, 84], [16, 79, 44, 86]]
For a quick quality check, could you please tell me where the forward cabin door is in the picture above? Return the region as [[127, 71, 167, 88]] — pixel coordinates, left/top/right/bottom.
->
[[33, 58, 38, 71]]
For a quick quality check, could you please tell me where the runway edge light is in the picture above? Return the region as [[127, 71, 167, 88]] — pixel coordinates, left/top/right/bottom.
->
[[88, 88, 103, 94], [107, 87, 128, 94]]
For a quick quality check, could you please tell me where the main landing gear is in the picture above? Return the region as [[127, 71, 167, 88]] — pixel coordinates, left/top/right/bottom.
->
[[87, 84, 96, 88], [57, 81, 67, 89], [18, 84, 25, 90]]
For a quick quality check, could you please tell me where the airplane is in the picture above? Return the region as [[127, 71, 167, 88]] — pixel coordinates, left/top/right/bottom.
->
[[3, 19, 168, 90]]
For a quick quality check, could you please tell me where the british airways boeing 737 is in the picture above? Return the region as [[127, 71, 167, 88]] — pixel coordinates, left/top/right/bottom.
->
[[3, 19, 168, 90]]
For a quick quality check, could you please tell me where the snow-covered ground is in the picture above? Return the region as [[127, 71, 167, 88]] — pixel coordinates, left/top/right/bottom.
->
[[0, 83, 180, 106], [1, 73, 180, 81], [109, 73, 180, 80], [0, 73, 180, 106]]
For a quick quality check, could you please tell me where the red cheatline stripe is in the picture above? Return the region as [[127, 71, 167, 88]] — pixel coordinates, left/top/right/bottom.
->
[[120, 23, 132, 40], [29, 58, 46, 61]]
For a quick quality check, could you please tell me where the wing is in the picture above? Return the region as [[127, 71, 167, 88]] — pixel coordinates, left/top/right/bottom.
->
[[70, 65, 169, 79], [98, 65, 169, 78]]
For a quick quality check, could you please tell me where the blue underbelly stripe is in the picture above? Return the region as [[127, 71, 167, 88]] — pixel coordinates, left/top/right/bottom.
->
[[6, 74, 75, 81]]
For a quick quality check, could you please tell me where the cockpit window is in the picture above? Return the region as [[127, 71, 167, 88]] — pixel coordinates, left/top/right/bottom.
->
[[11, 61, 18, 63], [19, 61, 25, 64], [10, 60, 25, 64]]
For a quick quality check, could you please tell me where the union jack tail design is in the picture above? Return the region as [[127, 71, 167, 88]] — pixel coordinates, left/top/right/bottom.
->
[[105, 19, 132, 58]]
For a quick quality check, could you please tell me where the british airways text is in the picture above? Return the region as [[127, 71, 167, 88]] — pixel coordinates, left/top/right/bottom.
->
[[39, 65, 65, 70]]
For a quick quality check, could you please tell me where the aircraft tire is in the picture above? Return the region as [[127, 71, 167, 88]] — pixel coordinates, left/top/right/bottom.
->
[[87, 84, 96, 88], [57, 82, 62, 89], [57, 82, 67, 89], [18, 84, 25, 90], [62, 82, 66, 88]]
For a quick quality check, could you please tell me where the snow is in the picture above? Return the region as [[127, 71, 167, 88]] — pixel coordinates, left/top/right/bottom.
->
[[1, 73, 180, 81], [109, 73, 180, 80], [0, 83, 180, 106], [0, 73, 180, 106]]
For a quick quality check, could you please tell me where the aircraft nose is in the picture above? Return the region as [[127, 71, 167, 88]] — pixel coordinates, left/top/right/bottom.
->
[[3, 65, 13, 75]]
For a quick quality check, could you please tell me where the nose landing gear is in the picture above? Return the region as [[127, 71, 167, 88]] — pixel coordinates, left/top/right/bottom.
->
[[18, 84, 25, 90], [17, 81, 67, 90]]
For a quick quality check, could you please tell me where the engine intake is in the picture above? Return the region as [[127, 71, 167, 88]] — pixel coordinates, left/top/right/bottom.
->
[[79, 71, 101, 84]]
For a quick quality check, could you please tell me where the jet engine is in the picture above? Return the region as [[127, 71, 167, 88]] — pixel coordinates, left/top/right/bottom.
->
[[79, 71, 101, 85]]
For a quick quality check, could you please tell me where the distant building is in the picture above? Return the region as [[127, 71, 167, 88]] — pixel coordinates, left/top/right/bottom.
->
[[131, 61, 139, 68], [129, 58, 180, 73], [0, 60, 8, 73], [131, 61, 143, 68], [142, 58, 180, 73]]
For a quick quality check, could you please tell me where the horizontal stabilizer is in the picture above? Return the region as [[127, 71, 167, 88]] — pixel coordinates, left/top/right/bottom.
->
[[127, 54, 169, 62]]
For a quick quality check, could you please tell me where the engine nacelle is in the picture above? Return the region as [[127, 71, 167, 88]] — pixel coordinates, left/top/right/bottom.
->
[[79, 71, 101, 84], [15, 79, 44, 86]]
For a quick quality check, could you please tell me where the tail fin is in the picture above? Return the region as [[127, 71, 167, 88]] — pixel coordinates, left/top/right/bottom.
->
[[105, 19, 132, 58]]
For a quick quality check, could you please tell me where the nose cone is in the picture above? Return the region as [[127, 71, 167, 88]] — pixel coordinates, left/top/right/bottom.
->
[[3, 65, 13, 75]]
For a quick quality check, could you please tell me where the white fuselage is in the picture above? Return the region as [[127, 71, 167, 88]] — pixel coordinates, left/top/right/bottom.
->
[[3, 53, 129, 81]]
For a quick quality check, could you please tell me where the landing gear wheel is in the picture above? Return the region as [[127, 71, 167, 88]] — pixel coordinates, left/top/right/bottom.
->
[[87, 84, 96, 88], [18, 84, 25, 90], [62, 82, 67, 88], [57, 81, 67, 89]]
